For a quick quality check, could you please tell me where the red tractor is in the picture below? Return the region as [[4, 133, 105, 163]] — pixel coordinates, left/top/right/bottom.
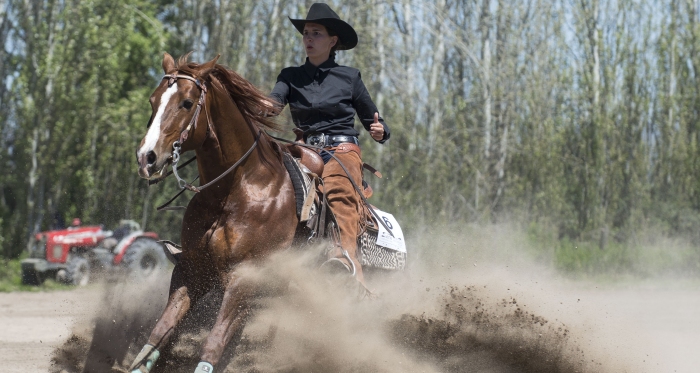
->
[[20, 220, 168, 286]]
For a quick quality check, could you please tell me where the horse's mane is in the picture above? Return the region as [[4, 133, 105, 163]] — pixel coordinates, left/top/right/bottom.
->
[[174, 54, 287, 168], [175, 55, 285, 134]]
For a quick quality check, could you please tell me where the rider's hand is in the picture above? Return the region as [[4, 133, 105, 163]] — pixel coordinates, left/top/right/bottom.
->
[[369, 112, 385, 141]]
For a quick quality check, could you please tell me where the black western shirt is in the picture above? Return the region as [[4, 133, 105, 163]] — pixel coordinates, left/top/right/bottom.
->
[[269, 57, 390, 143]]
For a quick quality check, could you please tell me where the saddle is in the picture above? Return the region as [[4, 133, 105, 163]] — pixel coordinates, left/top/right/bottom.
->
[[284, 141, 379, 199]]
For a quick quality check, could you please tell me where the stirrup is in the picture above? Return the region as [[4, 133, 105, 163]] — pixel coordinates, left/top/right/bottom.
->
[[340, 249, 357, 276], [319, 258, 351, 275]]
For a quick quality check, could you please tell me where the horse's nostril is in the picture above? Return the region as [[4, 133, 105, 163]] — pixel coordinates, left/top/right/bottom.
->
[[146, 151, 157, 165]]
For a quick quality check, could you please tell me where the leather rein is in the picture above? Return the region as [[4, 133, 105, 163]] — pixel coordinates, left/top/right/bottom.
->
[[153, 73, 260, 210]]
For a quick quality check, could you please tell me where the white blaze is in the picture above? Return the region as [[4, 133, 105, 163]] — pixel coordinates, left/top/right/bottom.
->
[[138, 83, 179, 157]]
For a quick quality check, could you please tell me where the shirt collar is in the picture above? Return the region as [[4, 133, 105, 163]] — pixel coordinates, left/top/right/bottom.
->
[[303, 57, 338, 77]]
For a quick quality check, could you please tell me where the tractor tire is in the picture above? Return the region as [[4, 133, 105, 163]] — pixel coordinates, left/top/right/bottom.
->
[[65, 256, 91, 286], [122, 238, 168, 279], [21, 268, 44, 286]]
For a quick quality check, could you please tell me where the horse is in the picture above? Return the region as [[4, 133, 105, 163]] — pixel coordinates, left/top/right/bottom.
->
[[131, 53, 304, 373]]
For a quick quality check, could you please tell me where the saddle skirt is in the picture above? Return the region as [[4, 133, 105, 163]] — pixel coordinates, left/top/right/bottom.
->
[[282, 152, 317, 222]]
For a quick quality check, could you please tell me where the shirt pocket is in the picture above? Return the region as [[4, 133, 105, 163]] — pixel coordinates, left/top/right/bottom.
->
[[289, 102, 311, 125]]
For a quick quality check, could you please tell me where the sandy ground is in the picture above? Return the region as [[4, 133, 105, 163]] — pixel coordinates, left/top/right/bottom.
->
[[0, 288, 101, 373], [0, 281, 698, 372], [575, 286, 700, 373]]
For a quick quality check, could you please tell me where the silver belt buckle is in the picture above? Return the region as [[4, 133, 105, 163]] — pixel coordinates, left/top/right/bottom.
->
[[308, 133, 325, 147]]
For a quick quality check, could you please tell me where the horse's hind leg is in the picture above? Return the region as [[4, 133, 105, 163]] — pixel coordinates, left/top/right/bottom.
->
[[129, 264, 209, 373], [192, 271, 254, 373]]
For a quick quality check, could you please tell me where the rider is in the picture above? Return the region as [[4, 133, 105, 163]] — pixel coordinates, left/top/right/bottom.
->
[[268, 3, 390, 287]]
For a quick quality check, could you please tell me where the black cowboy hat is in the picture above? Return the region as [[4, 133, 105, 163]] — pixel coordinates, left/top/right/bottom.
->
[[289, 3, 358, 50]]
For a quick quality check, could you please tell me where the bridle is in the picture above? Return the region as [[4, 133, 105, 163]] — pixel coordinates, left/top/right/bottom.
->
[[163, 73, 209, 145], [159, 73, 260, 194]]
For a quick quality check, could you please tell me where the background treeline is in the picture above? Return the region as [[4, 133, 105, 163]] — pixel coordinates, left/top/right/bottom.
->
[[1, 0, 700, 262]]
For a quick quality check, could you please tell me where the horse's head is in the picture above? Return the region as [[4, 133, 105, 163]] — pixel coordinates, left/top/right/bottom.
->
[[136, 53, 219, 180]]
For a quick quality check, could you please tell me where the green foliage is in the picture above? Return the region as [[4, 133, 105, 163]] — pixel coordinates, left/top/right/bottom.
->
[[0, 0, 180, 258], [526, 221, 700, 280], [0, 257, 72, 292], [1, 0, 700, 282], [554, 239, 636, 277]]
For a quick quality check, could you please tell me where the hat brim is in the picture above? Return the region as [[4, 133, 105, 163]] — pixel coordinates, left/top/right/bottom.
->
[[289, 17, 358, 51]]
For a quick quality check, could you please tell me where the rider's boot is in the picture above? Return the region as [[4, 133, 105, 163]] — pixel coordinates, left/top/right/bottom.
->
[[321, 150, 372, 296]]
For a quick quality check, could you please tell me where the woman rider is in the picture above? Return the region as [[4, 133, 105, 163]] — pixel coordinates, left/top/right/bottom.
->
[[268, 3, 390, 290]]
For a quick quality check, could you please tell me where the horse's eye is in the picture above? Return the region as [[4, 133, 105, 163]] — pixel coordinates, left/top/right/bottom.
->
[[182, 99, 194, 110]]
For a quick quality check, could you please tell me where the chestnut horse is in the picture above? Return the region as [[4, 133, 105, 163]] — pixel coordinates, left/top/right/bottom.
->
[[131, 53, 298, 373]]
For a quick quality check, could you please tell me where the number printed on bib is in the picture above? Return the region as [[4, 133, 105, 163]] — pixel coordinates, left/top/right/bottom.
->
[[373, 208, 406, 253]]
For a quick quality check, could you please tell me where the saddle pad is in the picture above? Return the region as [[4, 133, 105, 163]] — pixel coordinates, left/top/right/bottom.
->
[[358, 228, 407, 270], [282, 153, 314, 221]]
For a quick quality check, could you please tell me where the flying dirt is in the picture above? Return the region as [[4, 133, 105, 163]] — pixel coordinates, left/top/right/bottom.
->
[[4, 225, 697, 372]]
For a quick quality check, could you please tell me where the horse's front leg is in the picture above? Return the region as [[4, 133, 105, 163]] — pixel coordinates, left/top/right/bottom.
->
[[192, 270, 254, 373], [129, 264, 208, 373]]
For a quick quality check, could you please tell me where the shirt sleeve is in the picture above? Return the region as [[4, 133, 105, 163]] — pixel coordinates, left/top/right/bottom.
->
[[269, 72, 290, 106], [352, 71, 391, 143]]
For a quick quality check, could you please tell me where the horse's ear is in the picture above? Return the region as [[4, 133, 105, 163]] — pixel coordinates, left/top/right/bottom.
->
[[162, 53, 176, 74], [200, 54, 221, 71]]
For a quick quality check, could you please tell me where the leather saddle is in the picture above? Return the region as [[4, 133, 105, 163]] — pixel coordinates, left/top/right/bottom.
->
[[284, 129, 378, 199], [285, 143, 324, 177]]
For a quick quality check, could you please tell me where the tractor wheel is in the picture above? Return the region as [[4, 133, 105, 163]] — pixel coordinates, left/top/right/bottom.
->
[[123, 238, 168, 279], [21, 268, 44, 286], [65, 256, 91, 286]]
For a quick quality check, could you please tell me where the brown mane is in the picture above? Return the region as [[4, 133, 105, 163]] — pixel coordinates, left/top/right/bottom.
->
[[174, 54, 285, 134]]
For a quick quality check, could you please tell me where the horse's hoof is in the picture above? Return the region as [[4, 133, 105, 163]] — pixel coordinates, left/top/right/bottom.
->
[[194, 361, 214, 372], [128, 344, 160, 373]]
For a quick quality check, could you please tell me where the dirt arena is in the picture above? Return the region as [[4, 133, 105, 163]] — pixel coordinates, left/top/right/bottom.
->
[[1, 227, 698, 372]]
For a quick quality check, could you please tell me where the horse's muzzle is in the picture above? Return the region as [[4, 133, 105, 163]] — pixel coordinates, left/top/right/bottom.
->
[[137, 151, 169, 180]]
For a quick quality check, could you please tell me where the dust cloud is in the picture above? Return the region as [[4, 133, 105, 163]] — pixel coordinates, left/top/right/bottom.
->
[[50, 224, 693, 372]]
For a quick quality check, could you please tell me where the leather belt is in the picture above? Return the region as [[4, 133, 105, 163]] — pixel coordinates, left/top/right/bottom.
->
[[306, 133, 358, 148]]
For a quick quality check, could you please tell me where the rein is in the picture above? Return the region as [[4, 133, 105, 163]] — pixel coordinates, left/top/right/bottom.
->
[[171, 132, 261, 193]]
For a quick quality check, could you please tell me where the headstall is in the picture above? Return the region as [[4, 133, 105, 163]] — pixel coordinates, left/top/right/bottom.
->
[[158, 73, 259, 196]]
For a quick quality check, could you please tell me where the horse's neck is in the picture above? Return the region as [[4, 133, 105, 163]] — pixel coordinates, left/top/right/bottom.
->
[[194, 92, 262, 187]]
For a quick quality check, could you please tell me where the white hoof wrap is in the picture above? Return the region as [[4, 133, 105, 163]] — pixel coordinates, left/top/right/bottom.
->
[[194, 361, 214, 373], [129, 344, 160, 373]]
